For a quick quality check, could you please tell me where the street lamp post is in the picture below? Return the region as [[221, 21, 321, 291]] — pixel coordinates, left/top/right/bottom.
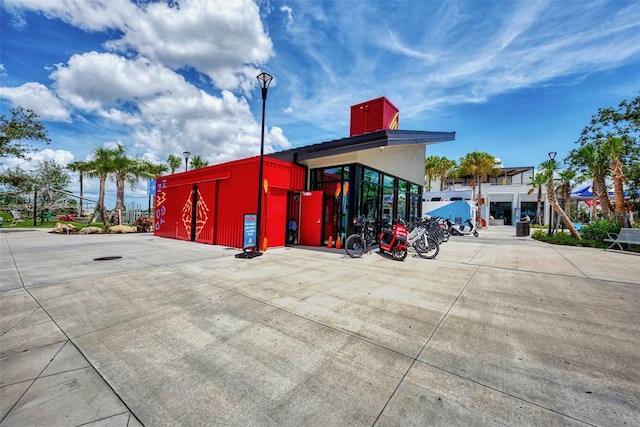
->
[[256, 72, 273, 252], [183, 151, 191, 172], [547, 151, 556, 236]]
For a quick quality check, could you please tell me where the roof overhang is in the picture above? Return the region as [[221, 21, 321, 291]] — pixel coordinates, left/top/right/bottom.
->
[[269, 129, 456, 163]]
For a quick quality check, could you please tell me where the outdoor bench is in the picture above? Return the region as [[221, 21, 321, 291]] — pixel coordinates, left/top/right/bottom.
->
[[603, 228, 640, 252]]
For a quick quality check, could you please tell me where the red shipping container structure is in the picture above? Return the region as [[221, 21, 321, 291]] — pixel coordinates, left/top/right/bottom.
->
[[154, 96, 455, 250], [154, 156, 305, 249], [350, 97, 399, 137]]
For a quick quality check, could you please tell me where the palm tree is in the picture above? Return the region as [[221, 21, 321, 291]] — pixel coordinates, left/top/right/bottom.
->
[[541, 159, 581, 239], [167, 154, 182, 174], [66, 160, 91, 216], [143, 161, 169, 178], [189, 155, 208, 169], [435, 157, 457, 191], [111, 144, 140, 215], [603, 136, 628, 227], [558, 168, 576, 223], [424, 155, 439, 191], [527, 172, 546, 226], [86, 146, 116, 226], [568, 142, 613, 218], [459, 152, 500, 225], [111, 145, 168, 216]]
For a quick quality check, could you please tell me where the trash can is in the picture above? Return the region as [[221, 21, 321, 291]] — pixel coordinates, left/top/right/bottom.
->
[[515, 221, 530, 237]]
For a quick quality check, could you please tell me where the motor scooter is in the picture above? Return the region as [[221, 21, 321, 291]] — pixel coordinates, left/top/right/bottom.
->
[[446, 218, 479, 237], [379, 219, 409, 261]]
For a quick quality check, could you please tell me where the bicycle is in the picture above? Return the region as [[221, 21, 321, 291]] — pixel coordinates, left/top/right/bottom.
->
[[344, 215, 378, 258], [406, 218, 439, 259]]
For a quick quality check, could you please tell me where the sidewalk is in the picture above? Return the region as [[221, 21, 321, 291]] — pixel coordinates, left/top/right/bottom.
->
[[1, 226, 639, 426]]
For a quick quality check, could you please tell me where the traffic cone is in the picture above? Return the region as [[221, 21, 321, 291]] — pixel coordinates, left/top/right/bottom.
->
[[336, 235, 341, 249], [327, 236, 333, 248]]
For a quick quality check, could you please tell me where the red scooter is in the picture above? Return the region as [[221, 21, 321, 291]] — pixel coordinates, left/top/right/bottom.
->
[[379, 219, 409, 261]]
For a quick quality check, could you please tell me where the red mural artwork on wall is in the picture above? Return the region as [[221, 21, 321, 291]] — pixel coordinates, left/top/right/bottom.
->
[[181, 188, 210, 241]]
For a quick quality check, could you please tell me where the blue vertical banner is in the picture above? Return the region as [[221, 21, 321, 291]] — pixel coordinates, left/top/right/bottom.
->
[[147, 179, 156, 196], [243, 213, 257, 250]]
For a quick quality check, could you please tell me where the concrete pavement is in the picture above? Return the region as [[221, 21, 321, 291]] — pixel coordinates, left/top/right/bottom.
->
[[1, 226, 639, 426]]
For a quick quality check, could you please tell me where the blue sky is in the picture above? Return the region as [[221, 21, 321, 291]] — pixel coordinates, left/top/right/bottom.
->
[[1, 0, 639, 209]]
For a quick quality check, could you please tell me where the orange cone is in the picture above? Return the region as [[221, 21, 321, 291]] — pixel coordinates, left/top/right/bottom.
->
[[336, 235, 341, 249], [327, 236, 333, 248]]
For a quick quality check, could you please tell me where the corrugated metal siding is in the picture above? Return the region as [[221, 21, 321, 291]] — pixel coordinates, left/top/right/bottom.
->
[[349, 97, 399, 136], [215, 159, 259, 248], [290, 164, 307, 190], [153, 179, 177, 238], [154, 156, 305, 248], [176, 185, 193, 241], [195, 182, 216, 244]]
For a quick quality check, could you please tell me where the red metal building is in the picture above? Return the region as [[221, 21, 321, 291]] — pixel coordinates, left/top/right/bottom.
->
[[350, 97, 399, 137], [154, 156, 305, 249], [154, 96, 455, 249]]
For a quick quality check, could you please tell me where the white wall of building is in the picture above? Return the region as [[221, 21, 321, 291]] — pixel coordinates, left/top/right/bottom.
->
[[431, 171, 550, 226], [301, 144, 426, 185]]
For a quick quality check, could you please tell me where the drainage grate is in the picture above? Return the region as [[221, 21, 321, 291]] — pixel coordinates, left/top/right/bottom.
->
[[93, 256, 123, 261]]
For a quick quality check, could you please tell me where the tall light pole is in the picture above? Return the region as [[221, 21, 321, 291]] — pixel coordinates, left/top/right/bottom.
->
[[256, 72, 273, 252], [547, 151, 556, 236], [183, 151, 191, 172]]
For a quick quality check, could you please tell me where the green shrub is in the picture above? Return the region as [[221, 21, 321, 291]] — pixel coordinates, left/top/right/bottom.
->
[[580, 219, 620, 243], [531, 229, 599, 248], [531, 229, 548, 241]]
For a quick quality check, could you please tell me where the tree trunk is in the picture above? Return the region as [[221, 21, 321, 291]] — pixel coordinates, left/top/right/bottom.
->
[[115, 174, 125, 213], [79, 173, 84, 217], [590, 182, 597, 219], [98, 176, 108, 226], [592, 174, 613, 217], [536, 186, 543, 226], [547, 177, 581, 239], [611, 159, 627, 227], [564, 182, 571, 220]]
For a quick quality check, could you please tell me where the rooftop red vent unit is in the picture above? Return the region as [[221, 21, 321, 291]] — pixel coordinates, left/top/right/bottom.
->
[[350, 97, 399, 137]]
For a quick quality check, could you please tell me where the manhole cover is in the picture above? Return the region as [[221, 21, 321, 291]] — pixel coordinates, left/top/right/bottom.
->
[[93, 256, 123, 261]]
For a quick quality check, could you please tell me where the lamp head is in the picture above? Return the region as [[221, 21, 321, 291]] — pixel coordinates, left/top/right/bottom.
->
[[257, 72, 273, 101], [548, 151, 557, 160], [257, 72, 273, 90]]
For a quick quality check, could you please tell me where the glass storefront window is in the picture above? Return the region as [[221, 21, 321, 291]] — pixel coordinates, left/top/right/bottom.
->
[[311, 164, 422, 237], [409, 183, 420, 220], [397, 180, 407, 221], [363, 169, 379, 184]]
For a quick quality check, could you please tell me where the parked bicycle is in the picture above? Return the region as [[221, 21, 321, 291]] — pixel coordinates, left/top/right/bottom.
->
[[406, 218, 439, 259], [344, 215, 378, 258], [423, 215, 450, 243]]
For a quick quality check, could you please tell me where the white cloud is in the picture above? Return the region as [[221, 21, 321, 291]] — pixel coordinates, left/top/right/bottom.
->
[[3, 0, 137, 31], [6, 0, 273, 96], [103, 0, 273, 94], [280, 5, 294, 29], [0, 82, 71, 122], [47, 50, 289, 165], [51, 52, 188, 112], [1, 148, 75, 171]]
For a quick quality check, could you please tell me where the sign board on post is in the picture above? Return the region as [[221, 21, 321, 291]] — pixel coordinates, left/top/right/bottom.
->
[[236, 213, 262, 258], [243, 213, 257, 249], [147, 179, 156, 196]]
